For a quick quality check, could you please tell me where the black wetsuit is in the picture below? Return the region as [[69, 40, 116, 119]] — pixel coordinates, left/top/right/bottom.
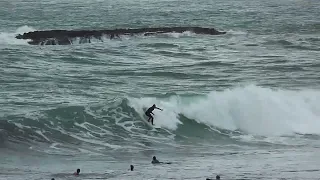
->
[[152, 159, 160, 164], [145, 106, 162, 125], [145, 106, 155, 118]]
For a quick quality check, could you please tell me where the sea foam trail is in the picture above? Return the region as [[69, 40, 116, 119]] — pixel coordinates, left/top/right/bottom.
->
[[128, 85, 320, 136]]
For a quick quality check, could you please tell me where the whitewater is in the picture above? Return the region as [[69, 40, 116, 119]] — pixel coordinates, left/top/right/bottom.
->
[[1, 0, 320, 179]]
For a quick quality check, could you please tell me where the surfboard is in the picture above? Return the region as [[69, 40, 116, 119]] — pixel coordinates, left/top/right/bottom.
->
[[141, 117, 161, 129]]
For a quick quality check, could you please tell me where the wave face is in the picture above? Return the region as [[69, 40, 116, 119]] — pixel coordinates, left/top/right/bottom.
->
[[1, 85, 319, 154]]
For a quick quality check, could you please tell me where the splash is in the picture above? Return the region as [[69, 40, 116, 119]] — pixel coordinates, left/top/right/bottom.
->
[[0, 25, 36, 45]]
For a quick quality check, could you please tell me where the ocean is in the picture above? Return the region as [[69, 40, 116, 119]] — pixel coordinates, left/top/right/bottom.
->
[[0, 0, 320, 179]]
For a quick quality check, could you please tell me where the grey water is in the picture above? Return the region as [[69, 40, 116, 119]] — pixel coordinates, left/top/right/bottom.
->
[[0, 0, 320, 179]]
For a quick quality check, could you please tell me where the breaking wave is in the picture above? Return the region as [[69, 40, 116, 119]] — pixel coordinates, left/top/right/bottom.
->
[[1, 85, 319, 153], [128, 85, 320, 136]]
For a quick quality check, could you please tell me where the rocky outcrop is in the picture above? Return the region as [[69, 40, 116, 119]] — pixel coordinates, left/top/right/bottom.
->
[[15, 26, 226, 45]]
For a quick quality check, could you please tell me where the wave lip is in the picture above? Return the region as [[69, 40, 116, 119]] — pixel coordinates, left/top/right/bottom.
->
[[15, 26, 226, 45]]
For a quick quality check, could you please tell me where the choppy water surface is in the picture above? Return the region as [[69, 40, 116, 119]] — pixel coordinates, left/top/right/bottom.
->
[[0, 0, 320, 179]]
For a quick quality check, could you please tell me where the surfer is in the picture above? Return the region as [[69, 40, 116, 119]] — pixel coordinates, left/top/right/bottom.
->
[[73, 169, 80, 176], [151, 156, 161, 164], [145, 104, 162, 125], [151, 156, 171, 164]]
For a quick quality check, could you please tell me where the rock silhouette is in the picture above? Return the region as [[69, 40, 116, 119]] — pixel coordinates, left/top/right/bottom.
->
[[15, 26, 226, 45]]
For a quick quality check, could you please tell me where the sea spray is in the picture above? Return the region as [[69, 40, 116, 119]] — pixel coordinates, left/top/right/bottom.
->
[[0, 26, 36, 45]]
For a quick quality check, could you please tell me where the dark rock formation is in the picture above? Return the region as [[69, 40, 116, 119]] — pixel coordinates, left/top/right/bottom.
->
[[15, 26, 226, 45]]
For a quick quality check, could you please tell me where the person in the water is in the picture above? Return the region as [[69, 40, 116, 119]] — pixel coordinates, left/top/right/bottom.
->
[[145, 104, 162, 125], [152, 156, 161, 164], [73, 168, 80, 176], [151, 156, 171, 164], [206, 175, 220, 180]]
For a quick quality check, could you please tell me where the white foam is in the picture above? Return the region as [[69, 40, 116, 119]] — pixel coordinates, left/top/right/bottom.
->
[[227, 29, 248, 35], [15, 25, 36, 35], [49, 142, 61, 149], [35, 130, 51, 142], [74, 122, 113, 136], [77, 147, 105, 156], [128, 85, 320, 136], [163, 31, 195, 38], [68, 133, 122, 149], [0, 25, 36, 45]]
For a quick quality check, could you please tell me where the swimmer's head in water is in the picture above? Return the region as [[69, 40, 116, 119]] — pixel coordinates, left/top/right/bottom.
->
[[74, 168, 80, 175], [153, 156, 157, 160], [130, 165, 134, 171]]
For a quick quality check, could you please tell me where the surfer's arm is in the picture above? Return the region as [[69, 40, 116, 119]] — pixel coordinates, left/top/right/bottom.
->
[[156, 107, 163, 111]]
